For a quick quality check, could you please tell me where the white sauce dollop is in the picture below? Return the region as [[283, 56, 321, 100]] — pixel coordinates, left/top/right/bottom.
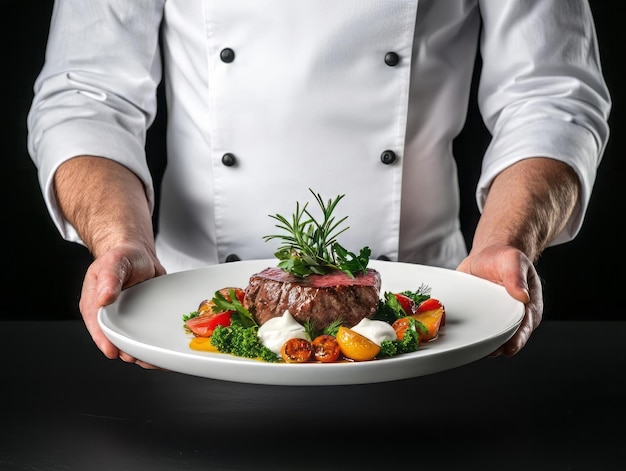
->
[[350, 318, 397, 346], [257, 310, 310, 354]]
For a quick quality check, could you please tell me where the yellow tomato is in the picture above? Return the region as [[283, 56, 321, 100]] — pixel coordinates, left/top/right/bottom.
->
[[410, 306, 444, 342], [335, 326, 380, 361]]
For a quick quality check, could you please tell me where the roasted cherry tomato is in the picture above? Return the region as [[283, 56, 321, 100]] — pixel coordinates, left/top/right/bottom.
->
[[280, 338, 313, 363], [394, 293, 415, 315], [311, 335, 341, 363], [185, 311, 232, 337]]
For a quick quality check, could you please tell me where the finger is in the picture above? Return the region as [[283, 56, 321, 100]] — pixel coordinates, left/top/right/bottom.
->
[[118, 351, 137, 363], [80, 285, 118, 359], [483, 250, 543, 356], [136, 360, 168, 371], [501, 251, 532, 304], [79, 259, 127, 359], [500, 307, 534, 356], [497, 267, 543, 356], [119, 351, 166, 370], [488, 347, 503, 358]]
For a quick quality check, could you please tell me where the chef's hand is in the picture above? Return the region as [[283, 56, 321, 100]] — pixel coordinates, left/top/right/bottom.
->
[[457, 243, 543, 357], [79, 241, 166, 369]]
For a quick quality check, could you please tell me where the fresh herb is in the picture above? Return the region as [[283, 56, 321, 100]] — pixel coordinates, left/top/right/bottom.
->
[[302, 317, 344, 340], [379, 340, 398, 357], [372, 285, 433, 323], [372, 292, 407, 323], [397, 320, 420, 353], [378, 318, 420, 358], [400, 284, 432, 306], [263, 189, 370, 278], [210, 321, 279, 362], [182, 311, 200, 322], [211, 289, 256, 328], [413, 320, 428, 339], [303, 319, 317, 341], [182, 311, 200, 334], [322, 318, 344, 337]]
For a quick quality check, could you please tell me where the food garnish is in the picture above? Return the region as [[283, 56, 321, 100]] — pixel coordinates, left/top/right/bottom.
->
[[311, 335, 341, 363], [182, 285, 444, 363], [210, 322, 280, 363], [372, 284, 432, 324], [335, 326, 381, 362], [180, 191, 445, 363], [263, 189, 371, 278], [211, 288, 256, 328], [280, 338, 313, 363]]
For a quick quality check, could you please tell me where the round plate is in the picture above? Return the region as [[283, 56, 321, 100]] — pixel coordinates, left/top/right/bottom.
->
[[98, 259, 524, 386]]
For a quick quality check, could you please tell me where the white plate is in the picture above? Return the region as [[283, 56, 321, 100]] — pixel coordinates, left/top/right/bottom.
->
[[98, 259, 524, 386]]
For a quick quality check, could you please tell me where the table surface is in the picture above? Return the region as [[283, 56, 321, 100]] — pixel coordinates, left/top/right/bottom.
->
[[1, 320, 624, 470]]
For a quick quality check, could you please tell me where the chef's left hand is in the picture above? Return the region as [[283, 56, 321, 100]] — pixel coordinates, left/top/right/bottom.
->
[[457, 244, 543, 357]]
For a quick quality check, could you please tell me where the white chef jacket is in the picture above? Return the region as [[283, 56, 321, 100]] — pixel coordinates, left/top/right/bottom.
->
[[27, 0, 611, 272]]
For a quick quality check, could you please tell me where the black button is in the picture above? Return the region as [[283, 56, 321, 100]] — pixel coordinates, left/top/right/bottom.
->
[[380, 150, 397, 165], [384, 52, 400, 67], [221, 153, 236, 167], [225, 254, 241, 263], [220, 48, 235, 63], [377, 255, 391, 261]]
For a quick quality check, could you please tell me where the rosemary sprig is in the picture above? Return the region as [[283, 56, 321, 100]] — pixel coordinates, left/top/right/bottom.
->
[[263, 189, 370, 277]]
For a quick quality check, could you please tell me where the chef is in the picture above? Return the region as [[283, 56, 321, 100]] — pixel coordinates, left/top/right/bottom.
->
[[27, 0, 611, 362]]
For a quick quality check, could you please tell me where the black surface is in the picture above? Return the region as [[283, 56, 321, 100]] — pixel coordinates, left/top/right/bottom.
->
[[3, 0, 626, 321], [1, 320, 624, 470]]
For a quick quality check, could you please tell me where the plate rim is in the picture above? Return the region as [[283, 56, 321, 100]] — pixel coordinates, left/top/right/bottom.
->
[[98, 259, 524, 386]]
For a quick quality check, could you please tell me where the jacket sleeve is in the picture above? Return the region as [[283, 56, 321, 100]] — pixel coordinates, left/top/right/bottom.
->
[[476, 0, 611, 245], [27, 0, 165, 244]]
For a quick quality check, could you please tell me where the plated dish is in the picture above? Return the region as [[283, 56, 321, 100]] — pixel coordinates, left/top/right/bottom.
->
[[98, 259, 524, 386]]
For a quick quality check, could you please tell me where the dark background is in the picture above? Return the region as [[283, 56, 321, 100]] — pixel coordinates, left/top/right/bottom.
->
[[2, 1, 624, 321]]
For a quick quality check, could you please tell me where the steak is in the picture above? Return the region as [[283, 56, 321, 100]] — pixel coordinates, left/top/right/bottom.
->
[[243, 266, 382, 330]]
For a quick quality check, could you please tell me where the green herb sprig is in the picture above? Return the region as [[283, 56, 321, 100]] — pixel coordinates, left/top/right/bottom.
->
[[263, 189, 370, 278], [212, 289, 256, 328]]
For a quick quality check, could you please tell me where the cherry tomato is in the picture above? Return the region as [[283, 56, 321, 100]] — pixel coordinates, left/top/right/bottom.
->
[[416, 298, 446, 326], [394, 293, 415, 315], [392, 317, 412, 341], [185, 311, 232, 337], [281, 338, 313, 363], [311, 335, 341, 363], [410, 308, 444, 342], [415, 298, 442, 313], [335, 326, 380, 361]]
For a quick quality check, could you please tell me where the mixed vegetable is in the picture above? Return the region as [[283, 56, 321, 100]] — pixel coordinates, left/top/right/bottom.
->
[[182, 285, 445, 363]]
